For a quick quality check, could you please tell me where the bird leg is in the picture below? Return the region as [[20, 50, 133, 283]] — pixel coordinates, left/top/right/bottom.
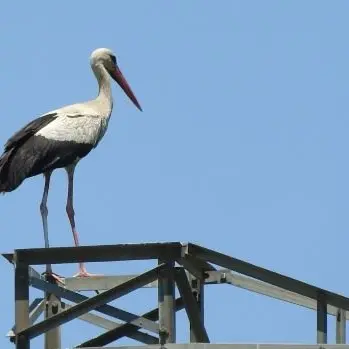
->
[[66, 165, 100, 278], [40, 171, 64, 285]]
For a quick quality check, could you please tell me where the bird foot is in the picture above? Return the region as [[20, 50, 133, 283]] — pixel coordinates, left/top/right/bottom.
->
[[73, 269, 103, 278], [42, 271, 65, 286]]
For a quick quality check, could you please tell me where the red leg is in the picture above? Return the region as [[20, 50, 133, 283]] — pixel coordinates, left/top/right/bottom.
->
[[66, 165, 101, 278]]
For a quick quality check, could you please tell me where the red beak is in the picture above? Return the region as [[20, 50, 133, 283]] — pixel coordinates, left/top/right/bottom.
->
[[110, 65, 142, 111]]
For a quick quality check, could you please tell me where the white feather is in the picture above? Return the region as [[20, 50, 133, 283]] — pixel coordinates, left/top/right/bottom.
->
[[36, 113, 108, 146]]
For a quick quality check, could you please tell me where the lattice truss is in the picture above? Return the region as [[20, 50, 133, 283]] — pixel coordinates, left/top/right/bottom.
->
[[3, 242, 349, 348]]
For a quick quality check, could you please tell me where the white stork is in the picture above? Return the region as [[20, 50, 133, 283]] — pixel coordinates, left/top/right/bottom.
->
[[0, 48, 142, 280]]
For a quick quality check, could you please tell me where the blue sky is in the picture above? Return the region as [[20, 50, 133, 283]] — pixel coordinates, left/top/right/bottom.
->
[[0, 0, 349, 347]]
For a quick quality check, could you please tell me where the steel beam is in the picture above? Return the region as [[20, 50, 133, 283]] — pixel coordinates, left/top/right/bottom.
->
[[70, 344, 349, 349], [317, 292, 327, 344], [188, 244, 349, 312], [18, 263, 169, 340], [175, 268, 209, 343], [189, 274, 205, 343], [76, 297, 184, 348], [44, 292, 61, 349], [178, 249, 216, 274], [15, 262, 30, 349], [2, 252, 14, 263], [8, 299, 45, 343], [158, 259, 176, 344], [30, 275, 159, 333], [64, 274, 158, 291], [9, 298, 43, 336], [62, 303, 158, 344], [177, 256, 205, 280], [204, 270, 349, 321], [184, 254, 217, 271], [14, 242, 182, 265], [336, 308, 346, 344]]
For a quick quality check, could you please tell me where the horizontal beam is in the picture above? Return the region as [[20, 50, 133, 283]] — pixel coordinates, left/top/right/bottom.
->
[[64, 275, 158, 291], [2, 253, 14, 264], [77, 297, 184, 348], [30, 277, 159, 333], [70, 345, 349, 349], [189, 244, 349, 312], [19, 263, 169, 339], [14, 242, 182, 265], [205, 270, 347, 318]]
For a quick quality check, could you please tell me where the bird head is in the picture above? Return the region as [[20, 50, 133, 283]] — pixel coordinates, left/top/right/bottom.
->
[[90, 48, 142, 111]]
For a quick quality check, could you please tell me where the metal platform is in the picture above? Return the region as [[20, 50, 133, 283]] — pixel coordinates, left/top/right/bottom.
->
[[78, 345, 349, 349], [76, 345, 349, 349], [3, 242, 349, 348]]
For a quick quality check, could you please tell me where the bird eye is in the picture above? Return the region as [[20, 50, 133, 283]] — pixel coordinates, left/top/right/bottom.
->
[[110, 55, 117, 65]]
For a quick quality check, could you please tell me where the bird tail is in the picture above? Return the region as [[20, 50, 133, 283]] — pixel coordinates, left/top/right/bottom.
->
[[0, 148, 26, 193]]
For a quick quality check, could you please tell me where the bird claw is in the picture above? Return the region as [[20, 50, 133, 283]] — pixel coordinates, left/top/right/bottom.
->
[[41, 271, 65, 285], [73, 269, 103, 278]]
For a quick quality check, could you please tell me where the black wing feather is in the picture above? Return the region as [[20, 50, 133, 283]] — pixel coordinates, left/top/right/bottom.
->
[[4, 112, 57, 151]]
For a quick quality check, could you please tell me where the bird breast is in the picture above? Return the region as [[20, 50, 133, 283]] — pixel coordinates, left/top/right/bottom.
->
[[36, 115, 109, 147]]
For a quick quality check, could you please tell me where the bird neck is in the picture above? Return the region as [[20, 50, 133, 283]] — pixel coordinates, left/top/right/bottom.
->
[[93, 64, 113, 115]]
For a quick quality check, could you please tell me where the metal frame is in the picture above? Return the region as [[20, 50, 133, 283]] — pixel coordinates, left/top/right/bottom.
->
[[3, 241, 349, 348], [70, 345, 349, 349]]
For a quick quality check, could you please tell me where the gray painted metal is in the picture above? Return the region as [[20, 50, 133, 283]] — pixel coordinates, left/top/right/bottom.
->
[[158, 260, 176, 343], [336, 309, 346, 344], [44, 293, 61, 349], [175, 268, 209, 343], [30, 275, 159, 333], [75, 297, 184, 348], [5, 242, 349, 347], [189, 274, 205, 343], [27, 299, 45, 325], [188, 243, 349, 312], [316, 293, 327, 343], [62, 268, 348, 322], [8, 298, 44, 340], [64, 274, 158, 291], [4, 250, 349, 320], [178, 256, 205, 280], [207, 270, 347, 319], [15, 262, 30, 349], [62, 303, 158, 344], [14, 242, 182, 265], [179, 245, 216, 273], [80, 344, 349, 349], [18, 263, 169, 340]]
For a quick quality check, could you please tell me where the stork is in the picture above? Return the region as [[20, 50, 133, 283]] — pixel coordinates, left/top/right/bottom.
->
[[0, 48, 142, 280]]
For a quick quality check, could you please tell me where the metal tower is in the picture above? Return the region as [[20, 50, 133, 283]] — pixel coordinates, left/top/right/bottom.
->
[[3, 242, 349, 348]]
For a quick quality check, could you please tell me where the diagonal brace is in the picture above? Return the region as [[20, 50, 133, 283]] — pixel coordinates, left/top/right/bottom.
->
[[30, 275, 159, 333], [76, 297, 185, 347], [177, 255, 207, 280], [175, 268, 209, 343], [8, 298, 44, 340], [62, 303, 158, 344], [18, 263, 170, 340]]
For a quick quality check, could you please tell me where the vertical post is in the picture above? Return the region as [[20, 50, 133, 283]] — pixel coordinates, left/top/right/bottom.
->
[[44, 292, 61, 349], [158, 259, 176, 344], [316, 292, 327, 344], [15, 261, 30, 349], [189, 274, 204, 343], [336, 308, 346, 344]]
